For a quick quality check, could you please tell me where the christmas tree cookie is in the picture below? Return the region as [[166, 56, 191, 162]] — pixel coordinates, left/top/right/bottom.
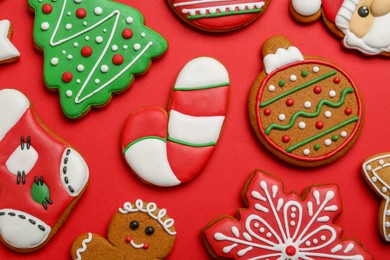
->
[[28, 0, 168, 119]]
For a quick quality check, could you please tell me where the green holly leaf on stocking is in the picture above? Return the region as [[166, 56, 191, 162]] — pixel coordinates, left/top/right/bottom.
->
[[31, 176, 53, 210], [29, 0, 168, 119]]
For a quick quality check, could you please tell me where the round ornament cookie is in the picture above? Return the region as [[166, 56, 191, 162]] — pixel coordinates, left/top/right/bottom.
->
[[248, 35, 364, 167], [289, 0, 390, 57], [167, 0, 272, 32]]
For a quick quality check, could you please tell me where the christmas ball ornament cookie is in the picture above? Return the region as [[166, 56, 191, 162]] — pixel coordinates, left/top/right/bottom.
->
[[71, 200, 176, 259], [203, 170, 372, 259], [0, 20, 20, 64], [290, 0, 390, 56], [0, 89, 89, 252], [28, 0, 168, 119], [121, 57, 230, 187], [248, 35, 364, 167], [167, 0, 272, 32]]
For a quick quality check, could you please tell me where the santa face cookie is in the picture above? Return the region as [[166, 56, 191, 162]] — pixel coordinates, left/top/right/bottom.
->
[[248, 35, 364, 167], [167, 0, 272, 32], [203, 170, 372, 259], [28, 0, 168, 119], [290, 0, 390, 56], [0, 20, 20, 64], [121, 57, 230, 187], [0, 89, 89, 252], [71, 200, 176, 260]]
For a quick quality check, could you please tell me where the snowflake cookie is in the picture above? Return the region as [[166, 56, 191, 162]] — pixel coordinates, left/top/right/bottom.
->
[[0, 89, 89, 252], [0, 20, 20, 64], [28, 0, 168, 119], [203, 170, 372, 259]]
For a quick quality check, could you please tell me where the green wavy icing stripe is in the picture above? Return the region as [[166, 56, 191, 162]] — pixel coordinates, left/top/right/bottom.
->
[[265, 87, 355, 135], [168, 137, 216, 147], [260, 70, 337, 108]]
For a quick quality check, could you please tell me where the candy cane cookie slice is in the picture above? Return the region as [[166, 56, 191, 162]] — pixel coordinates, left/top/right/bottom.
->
[[121, 57, 230, 187]]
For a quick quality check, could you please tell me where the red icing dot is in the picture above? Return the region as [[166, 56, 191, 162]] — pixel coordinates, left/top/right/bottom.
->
[[286, 98, 294, 107], [333, 77, 340, 84], [62, 72, 73, 83], [42, 4, 52, 14], [313, 86, 322, 94], [143, 243, 149, 249], [286, 245, 297, 256], [125, 236, 131, 243], [282, 135, 290, 143], [122, 28, 133, 39], [264, 108, 271, 116], [112, 54, 124, 65], [76, 8, 87, 19], [345, 107, 353, 115], [316, 121, 324, 129], [81, 46, 93, 57]]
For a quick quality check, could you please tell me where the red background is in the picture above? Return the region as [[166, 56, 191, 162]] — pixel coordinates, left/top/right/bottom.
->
[[1, 0, 390, 259]]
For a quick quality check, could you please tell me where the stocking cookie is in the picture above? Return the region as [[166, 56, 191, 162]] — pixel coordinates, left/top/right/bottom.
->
[[203, 170, 372, 259], [71, 200, 176, 259], [0, 89, 89, 252], [362, 153, 390, 242], [28, 0, 168, 119], [121, 57, 230, 187], [248, 35, 364, 167], [290, 0, 390, 56], [0, 20, 20, 64], [167, 0, 272, 32]]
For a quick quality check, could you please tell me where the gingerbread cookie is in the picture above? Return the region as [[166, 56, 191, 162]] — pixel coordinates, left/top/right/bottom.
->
[[28, 0, 168, 119], [0, 88, 89, 252], [0, 20, 20, 64], [290, 0, 390, 56], [121, 57, 230, 187], [167, 0, 272, 32], [248, 35, 364, 167], [362, 152, 390, 242], [71, 200, 176, 259], [203, 170, 372, 259]]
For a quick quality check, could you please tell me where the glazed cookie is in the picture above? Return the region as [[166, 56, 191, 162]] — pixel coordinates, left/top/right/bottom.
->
[[248, 35, 363, 167], [167, 0, 272, 32], [203, 170, 372, 259], [121, 57, 230, 187], [71, 200, 176, 259], [362, 153, 390, 242], [0, 89, 89, 252], [28, 0, 168, 119], [290, 0, 390, 56], [0, 20, 20, 64]]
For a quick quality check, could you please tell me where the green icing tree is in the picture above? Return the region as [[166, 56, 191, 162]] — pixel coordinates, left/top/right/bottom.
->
[[29, 0, 168, 118]]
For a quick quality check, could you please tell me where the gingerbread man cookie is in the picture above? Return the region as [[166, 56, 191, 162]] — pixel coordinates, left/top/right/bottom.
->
[[0, 20, 20, 64], [248, 35, 364, 167], [71, 200, 176, 259], [290, 0, 390, 56], [28, 0, 168, 119], [203, 170, 372, 259], [0, 89, 89, 252]]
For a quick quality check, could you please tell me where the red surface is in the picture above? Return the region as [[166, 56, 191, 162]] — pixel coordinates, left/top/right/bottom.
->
[[0, 0, 389, 259]]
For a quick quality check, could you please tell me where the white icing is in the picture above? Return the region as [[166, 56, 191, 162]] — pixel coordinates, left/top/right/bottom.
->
[[51, 57, 59, 65], [95, 79, 100, 84], [268, 85, 275, 92], [77, 64, 84, 72], [126, 17, 134, 24], [62, 50, 66, 55], [141, 32, 146, 37], [340, 131, 347, 137], [94, 7, 103, 15], [83, 21, 87, 26], [278, 114, 286, 121], [123, 44, 128, 49], [290, 75, 297, 82], [65, 23, 72, 30], [180, 2, 264, 16], [298, 121, 306, 129], [313, 66, 319, 73], [75, 233, 92, 260], [101, 65, 109, 73], [304, 101, 311, 109], [133, 43, 141, 50], [84, 36, 89, 41], [111, 45, 118, 51], [329, 90, 336, 98], [41, 22, 50, 31], [325, 139, 332, 146], [291, 0, 322, 16], [66, 90, 73, 97], [67, 54, 73, 60], [73, 42, 79, 47], [168, 110, 225, 145], [303, 149, 310, 155], [5, 144, 38, 176], [263, 46, 304, 75], [95, 36, 103, 43], [324, 111, 332, 118], [129, 239, 144, 249], [0, 89, 29, 141]]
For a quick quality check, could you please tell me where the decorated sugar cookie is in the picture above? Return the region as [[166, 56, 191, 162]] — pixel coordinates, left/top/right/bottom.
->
[[362, 153, 390, 242], [290, 0, 390, 56], [203, 170, 372, 259], [28, 0, 168, 119], [71, 200, 176, 259], [248, 35, 364, 167], [0, 89, 89, 252], [167, 0, 272, 32], [0, 20, 20, 64], [121, 57, 230, 187]]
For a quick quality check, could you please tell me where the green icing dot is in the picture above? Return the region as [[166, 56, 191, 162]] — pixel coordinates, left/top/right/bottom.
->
[[314, 144, 320, 150], [301, 70, 308, 77], [31, 181, 50, 206], [332, 135, 339, 141], [279, 80, 285, 87]]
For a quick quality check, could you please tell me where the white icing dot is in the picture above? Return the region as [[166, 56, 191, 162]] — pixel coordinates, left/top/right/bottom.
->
[[112, 45, 118, 51], [386, 210, 390, 216], [290, 221, 296, 226], [313, 239, 318, 244], [329, 90, 336, 98], [67, 12, 71, 16], [366, 165, 372, 171], [304, 101, 312, 109], [94, 7, 103, 15], [51, 57, 59, 66], [325, 139, 332, 146], [382, 187, 388, 193], [299, 121, 306, 129], [254, 223, 260, 228], [290, 75, 297, 82], [291, 207, 297, 212], [77, 64, 84, 72], [372, 177, 377, 182], [290, 213, 296, 218], [74, 0, 82, 3], [96, 36, 103, 43], [67, 54, 73, 60], [268, 85, 276, 92], [76, 79, 81, 84], [41, 22, 50, 30], [259, 227, 265, 233], [278, 114, 286, 121], [313, 66, 320, 73], [73, 42, 79, 47], [386, 222, 390, 228], [85, 36, 90, 41], [321, 235, 326, 241], [66, 23, 72, 30], [266, 232, 272, 238], [83, 21, 88, 26], [325, 111, 332, 118], [123, 45, 128, 50], [101, 65, 109, 73], [303, 149, 310, 155], [133, 43, 141, 51], [141, 32, 146, 38], [103, 29, 107, 33], [95, 79, 100, 84], [126, 17, 134, 24], [340, 131, 347, 137], [305, 241, 311, 246], [62, 50, 66, 55], [66, 90, 73, 97], [379, 159, 385, 165]]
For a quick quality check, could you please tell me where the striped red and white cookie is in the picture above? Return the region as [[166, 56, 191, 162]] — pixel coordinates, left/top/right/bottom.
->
[[248, 35, 364, 167], [121, 57, 230, 187]]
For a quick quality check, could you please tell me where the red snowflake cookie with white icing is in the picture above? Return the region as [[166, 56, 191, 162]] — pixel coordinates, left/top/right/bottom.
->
[[121, 57, 230, 187], [248, 35, 364, 167], [167, 0, 272, 32], [0, 89, 89, 252], [203, 170, 372, 259]]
